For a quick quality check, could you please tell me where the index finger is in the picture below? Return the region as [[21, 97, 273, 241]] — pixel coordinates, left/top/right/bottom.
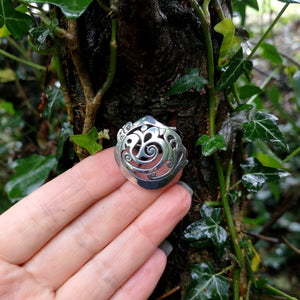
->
[[0, 147, 126, 264]]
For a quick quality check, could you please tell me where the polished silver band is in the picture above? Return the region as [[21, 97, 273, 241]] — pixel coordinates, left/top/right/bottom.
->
[[114, 115, 188, 189]]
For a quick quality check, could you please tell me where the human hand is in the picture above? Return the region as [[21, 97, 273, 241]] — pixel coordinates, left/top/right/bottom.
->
[[0, 147, 191, 300]]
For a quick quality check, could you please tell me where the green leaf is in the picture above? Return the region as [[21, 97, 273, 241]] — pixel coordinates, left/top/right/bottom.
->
[[56, 122, 73, 162], [277, 0, 300, 3], [257, 152, 282, 169], [259, 43, 282, 64], [293, 70, 300, 111], [29, 27, 51, 51], [44, 86, 65, 120], [241, 157, 289, 192], [217, 49, 253, 91], [184, 261, 230, 300], [5, 154, 57, 203], [196, 134, 227, 156], [183, 205, 227, 248], [0, 99, 15, 115], [21, 0, 93, 19], [0, 0, 34, 39], [214, 18, 243, 67], [238, 84, 263, 99], [168, 68, 206, 96], [56, 122, 74, 174], [70, 126, 102, 155], [243, 111, 288, 151]]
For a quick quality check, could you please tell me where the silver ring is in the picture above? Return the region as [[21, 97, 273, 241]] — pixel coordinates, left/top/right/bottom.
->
[[114, 115, 188, 189]]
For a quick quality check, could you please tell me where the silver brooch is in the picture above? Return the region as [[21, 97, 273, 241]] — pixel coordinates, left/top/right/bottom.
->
[[114, 116, 188, 189]]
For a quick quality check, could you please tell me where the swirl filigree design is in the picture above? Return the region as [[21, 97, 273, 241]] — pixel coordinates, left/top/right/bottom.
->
[[115, 116, 188, 189]]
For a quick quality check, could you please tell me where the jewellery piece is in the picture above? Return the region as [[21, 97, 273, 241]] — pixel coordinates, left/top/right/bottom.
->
[[115, 115, 188, 189]]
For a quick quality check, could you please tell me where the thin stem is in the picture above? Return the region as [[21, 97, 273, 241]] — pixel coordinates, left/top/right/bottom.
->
[[96, 0, 110, 12], [225, 159, 233, 192], [282, 146, 300, 164], [247, 3, 289, 60], [0, 48, 46, 71], [229, 179, 241, 191], [265, 284, 297, 300], [245, 280, 251, 300], [204, 201, 222, 207], [6, 37, 29, 60], [213, 0, 225, 20], [233, 269, 241, 300], [215, 153, 243, 300], [83, 18, 117, 134], [203, 0, 211, 25], [190, 0, 215, 137], [216, 265, 233, 276]]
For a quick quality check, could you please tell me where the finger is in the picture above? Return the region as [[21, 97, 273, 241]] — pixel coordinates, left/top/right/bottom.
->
[[24, 173, 180, 289], [110, 249, 167, 300], [56, 183, 191, 300], [0, 147, 126, 264]]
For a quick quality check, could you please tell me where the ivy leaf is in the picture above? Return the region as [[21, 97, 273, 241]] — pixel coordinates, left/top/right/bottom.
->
[[238, 84, 263, 99], [70, 127, 102, 155], [259, 43, 282, 64], [5, 154, 57, 203], [0, 0, 34, 39], [21, 0, 93, 19], [43, 86, 65, 120], [56, 122, 74, 174], [184, 261, 230, 300], [257, 152, 282, 169], [241, 157, 290, 192], [183, 205, 227, 248], [56, 122, 73, 162], [214, 18, 243, 67], [196, 134, 227, 156], [217, 49, 253, 91], [293, 70, 300, 111], [168, 68, 207, 96], [243, 111, 288, 151], [277, 0, 300, 3]]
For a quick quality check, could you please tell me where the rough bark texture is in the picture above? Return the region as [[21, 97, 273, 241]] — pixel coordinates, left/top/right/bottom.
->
[[60, 0, 246, 298]]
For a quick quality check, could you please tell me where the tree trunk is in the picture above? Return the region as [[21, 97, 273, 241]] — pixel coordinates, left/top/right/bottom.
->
[[59, 0, 246, 298]]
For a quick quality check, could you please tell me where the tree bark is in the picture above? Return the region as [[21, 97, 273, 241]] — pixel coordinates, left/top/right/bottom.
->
[[60, 0, 246, 298]]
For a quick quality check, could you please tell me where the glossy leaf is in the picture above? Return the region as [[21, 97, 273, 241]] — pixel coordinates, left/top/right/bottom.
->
[[259, 43, 282, 64], [183, 205, 227, 248], [5, 154, 57, 202], [0, 0, 34, 39], [243, 111, 288, 151], [70, 126, 102, 155], [241, 157, 290, 192], [196, 134, 227, 156], [214, 18, 243, 67], [56, 122, 74, 174], [184, 261, 230, 300], [257, 152, 282, 169], [293, 70, 300, 111], [277, 0, 300, 3], [238, 84, 262, 99], [44, 86, 64, 120], [56, 122, 73, 162], [0, 23, 10, 38], [22, 0, 93, 19], [29, 27, 51, 51], [217, 49, 253, 91], [168, 68, 206, 95]]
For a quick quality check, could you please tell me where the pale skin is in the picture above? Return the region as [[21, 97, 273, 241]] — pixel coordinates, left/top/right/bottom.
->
[[0, 147, 191, 300]]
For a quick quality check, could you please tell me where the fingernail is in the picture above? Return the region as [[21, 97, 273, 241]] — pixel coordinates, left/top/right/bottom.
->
[[177, 181, 193, 196], [159, 240, 173, 257]]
